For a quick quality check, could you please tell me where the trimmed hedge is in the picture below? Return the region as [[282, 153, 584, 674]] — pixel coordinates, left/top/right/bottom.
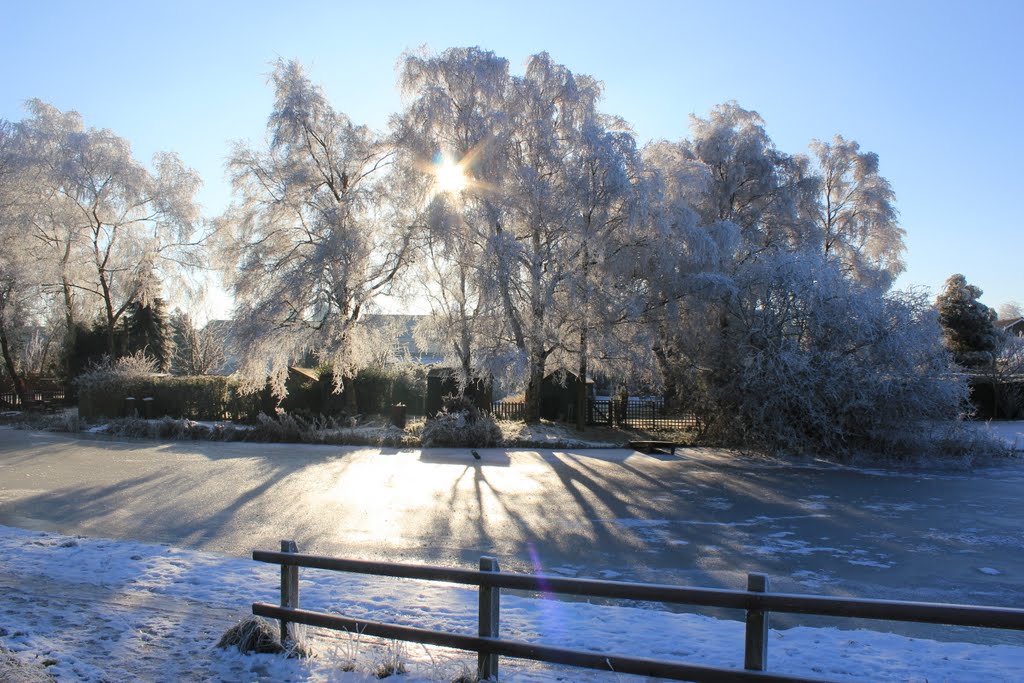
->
[[78, 365, 429, 422], [78, 375, 263, 422]]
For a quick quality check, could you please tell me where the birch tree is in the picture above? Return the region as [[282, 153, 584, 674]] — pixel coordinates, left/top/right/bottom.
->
[[640, 140, 739, 410], [395, 47, 511, 388], [219, 60, 414, 397], [680, 102, 810, 260], [806, 134, 903, 288], [21, 100, 202, 359], [397, 49, 649, 421], [0, 120, 44, 402]]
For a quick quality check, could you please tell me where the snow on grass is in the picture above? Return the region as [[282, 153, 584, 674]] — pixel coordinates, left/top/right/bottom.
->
[[496, 420, 618, 448], [972, 420, 1024, 451], [2, 525, 1023, 682]]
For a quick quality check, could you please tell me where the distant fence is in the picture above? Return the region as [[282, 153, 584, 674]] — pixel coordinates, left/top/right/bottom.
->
[[253, 542, 1024, 682], [490, 400, 526, 421], [489, 398, 698, 431], [0, 389, 66, 410]]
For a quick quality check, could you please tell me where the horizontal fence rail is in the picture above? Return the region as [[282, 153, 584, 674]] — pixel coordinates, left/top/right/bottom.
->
[[489, 398, 699, 430], [252, 603, 816, 683], [0, 389, 66, 409], [252, 545, 1024, 682]]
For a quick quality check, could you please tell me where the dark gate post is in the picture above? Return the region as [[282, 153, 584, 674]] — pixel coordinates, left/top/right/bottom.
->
[[744, 573, 769, 671], [478, 556, 501, 680], [280, 540, 300, 644]]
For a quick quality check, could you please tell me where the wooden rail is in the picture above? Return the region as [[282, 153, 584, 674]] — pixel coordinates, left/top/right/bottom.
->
[[252, 543, 1024, 682], [0, 389, 65, 409]]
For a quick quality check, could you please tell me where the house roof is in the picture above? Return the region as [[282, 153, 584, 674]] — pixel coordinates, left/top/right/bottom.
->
[[289, 366, 320, 381], [997, 318, 1024, 334]]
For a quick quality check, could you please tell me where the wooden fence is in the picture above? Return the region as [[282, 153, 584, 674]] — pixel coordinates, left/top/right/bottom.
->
[[252, 542, 1024, 682], [0, 389, 65, 410], [490, 400, 526, 421]]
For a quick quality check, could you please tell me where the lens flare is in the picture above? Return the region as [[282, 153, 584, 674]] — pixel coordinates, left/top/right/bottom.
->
[[433, 155, 468, 194]]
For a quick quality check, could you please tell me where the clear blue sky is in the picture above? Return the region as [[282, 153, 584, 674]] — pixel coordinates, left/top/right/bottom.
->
[[3, 0, 1021, 313]]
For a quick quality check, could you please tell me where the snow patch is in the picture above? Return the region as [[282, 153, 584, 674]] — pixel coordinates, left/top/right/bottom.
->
[[1, 525, 1023, 682]]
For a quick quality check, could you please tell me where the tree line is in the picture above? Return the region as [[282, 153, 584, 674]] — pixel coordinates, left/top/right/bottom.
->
[[0, 47, 1007, 452]]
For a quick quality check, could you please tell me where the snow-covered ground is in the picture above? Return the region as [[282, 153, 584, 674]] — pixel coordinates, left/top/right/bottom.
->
[[1, 525, 1022, 682], [971, 420, 1024, 451]]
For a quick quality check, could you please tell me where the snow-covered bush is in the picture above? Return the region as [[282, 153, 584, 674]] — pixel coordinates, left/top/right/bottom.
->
[[699, 251, 970, 457], [155, 416, 208, 440], [245, 412, 307, 443], [421, 396, 502, 448], [105, 417, 152, 439]]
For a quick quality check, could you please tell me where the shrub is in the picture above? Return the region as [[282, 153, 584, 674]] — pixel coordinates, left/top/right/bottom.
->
[[421, 396, 502, 448], [693, 251, 970, 457], [105, 417, 152, 439], [76, 359, 263, 422], [155, 416, 209, 440], [246, 412, 307, 443]]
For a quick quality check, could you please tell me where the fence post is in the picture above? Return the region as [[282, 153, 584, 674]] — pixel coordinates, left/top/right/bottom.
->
[[478, 556, 501, 681], [280, 540, 300, 644], [744, 573, 769, 671]]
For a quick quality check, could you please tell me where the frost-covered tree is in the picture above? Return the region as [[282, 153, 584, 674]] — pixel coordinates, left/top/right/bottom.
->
[[806, 134, 903, 288], [20, 100, 202, 359], [936, 274, 999, 368], [0, 120, 41, 401], [640, 103, 807, 410], [679, 102, 809, 260], [397, 49, 650, 421], [705, 250, 965, 454], [0, 116, 65, 403], [997, 301, 1022, 321], [218, 60, 414, 397], [394, 47, 510, 388], [169, 309, 225, 376], [639, 140, 738, 409]]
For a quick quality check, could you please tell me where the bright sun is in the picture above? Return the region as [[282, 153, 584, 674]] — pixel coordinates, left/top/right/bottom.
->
[[434, 157, 468, 194]]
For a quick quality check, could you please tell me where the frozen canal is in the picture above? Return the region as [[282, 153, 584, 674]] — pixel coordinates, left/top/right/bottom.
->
[[1, 427, 1021, 643]]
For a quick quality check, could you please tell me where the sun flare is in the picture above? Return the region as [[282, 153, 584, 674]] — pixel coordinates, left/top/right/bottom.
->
[[434, 157, 468, 194]]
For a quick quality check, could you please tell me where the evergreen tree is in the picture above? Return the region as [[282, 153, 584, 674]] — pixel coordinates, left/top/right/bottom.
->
[[124, 298, 171, 372], [936, 274, 998, 368]]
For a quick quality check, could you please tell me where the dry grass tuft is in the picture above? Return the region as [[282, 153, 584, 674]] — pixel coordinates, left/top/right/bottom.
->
[[0, 645, 56, 683], [373, 640, 408, 678], [216, 616, 286, 655]]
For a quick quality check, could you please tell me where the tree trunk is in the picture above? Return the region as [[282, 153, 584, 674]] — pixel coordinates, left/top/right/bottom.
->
[[100, 278, 118, 357], [523, 344, 546, 423], [653, 343, 678, 410], [576, 327, 588, 431], [576, 242, 591, 431], [0, 330, 28, 407], [61, 276, 77, 386]]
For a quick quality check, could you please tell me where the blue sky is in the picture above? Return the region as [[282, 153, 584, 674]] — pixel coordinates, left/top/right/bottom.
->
[[2, 0, 1021, 313]]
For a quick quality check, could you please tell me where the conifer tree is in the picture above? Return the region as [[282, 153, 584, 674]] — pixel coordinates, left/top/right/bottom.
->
[[936, 274, 998, 368]]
